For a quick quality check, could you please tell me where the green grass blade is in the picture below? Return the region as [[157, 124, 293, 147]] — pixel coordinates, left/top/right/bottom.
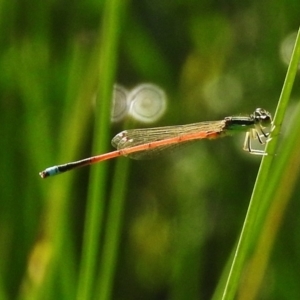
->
[[95, 158, 130, 300], [238, 102, 300, 299], [76, 0, 125, 299], [215, 26, 300, 300]]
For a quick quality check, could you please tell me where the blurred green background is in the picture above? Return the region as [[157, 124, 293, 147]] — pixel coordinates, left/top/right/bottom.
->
[[1, 0, 300, 299]]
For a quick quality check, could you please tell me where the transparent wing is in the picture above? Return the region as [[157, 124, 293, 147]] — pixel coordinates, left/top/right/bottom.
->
[[111, 120, 226, 159]]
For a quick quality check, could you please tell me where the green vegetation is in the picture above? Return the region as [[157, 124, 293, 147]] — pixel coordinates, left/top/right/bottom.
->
[[1, 1, 300, 299]]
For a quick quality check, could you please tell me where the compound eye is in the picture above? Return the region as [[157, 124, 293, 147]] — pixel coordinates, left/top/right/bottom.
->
[[254, 108, 272, 125], [254, 108, 264, 117]]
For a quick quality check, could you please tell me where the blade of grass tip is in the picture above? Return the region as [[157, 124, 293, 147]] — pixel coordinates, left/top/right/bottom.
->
[[76, 0, 125, 299], [238, 103, 300, 299], [218, 27, 300, 300]]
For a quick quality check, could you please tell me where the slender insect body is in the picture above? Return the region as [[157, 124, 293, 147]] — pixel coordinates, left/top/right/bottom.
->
[[39, 108, 273, 178]]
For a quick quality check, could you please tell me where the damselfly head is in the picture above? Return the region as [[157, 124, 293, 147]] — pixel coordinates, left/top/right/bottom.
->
[[252, 108, 272, 127]]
